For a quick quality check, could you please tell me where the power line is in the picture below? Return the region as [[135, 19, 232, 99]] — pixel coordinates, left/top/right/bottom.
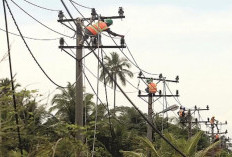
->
[[165, 82, 182, 106], [6, 0, 66, 88], [91, 48, 100, 156], [108, 34, 159, 76], [22, 0, 60, 12], [0, 27, 59, 40], [69, 0, 86, 20], [84, 63, 138, 93], [3, 0, 23, 156], [10, 0, 74, 39], [91, 47, 186, 157], [125, 43, 159, 76], [70, 0, 92, 9]]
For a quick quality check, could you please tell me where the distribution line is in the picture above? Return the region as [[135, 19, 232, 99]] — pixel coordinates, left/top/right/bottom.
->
[[126, 43, 159, 76], [165, 82, 182, 106], [100, 48, 114, 140], [101, 49, 145, 93], [108, 34, 150, 87], [91, 46, 101, 157], [91, 47, 186, 157], [58, 4, 186, 155], [6, 1, 66, 88], [109, 34, 159, 76], [69, 0, 86, 20], [71, 0, 92, 9], [22, 0, 60, 11], [83, 71, 123, 124], [10, 0, 75, 39], [0, 27, 59, 40], [84, 63, 138, 93], [3, 0, 23, 156]]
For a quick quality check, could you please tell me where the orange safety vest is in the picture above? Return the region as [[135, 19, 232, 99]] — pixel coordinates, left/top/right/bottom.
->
[[86, 21, 108, 35], [215, 134, 219, 139], [148, 83, 157, 93]]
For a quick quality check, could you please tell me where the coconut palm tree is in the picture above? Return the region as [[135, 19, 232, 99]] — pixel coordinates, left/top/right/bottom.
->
[[100, 52, 133, 110], [121, 131, 221, 157], [50, 82, 95, 124]]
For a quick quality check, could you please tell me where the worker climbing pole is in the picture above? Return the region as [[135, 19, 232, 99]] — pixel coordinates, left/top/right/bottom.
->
[[180, 105, 209, 139], [138, 73, 179, 157]]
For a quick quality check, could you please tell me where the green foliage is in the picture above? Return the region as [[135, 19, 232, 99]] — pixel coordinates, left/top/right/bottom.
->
[[1, 78, 231, 157]]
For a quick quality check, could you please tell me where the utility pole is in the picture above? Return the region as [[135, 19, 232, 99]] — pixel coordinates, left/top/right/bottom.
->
[[75, 19, 83, 141], [147, 93, 153, 144], [205, 119, 227, 157], [180, 105, 209, 139], [58, 3, 125, 156], [206, 119, 227, 143], [138, 73, 179, 157]]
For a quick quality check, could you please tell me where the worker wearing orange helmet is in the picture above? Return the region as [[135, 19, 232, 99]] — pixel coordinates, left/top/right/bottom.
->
[[79, 19, 124, 45]]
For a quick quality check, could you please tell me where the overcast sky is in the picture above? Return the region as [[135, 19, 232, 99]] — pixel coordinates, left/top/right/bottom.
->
[[1, 0, 232, 140]]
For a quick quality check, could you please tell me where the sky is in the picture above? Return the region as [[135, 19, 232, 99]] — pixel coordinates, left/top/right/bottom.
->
[[1, 0, 232, 142]]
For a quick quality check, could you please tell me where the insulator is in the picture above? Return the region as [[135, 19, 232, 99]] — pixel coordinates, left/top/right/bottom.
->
[[120, 37, 125, 46], [118, 7, 124, 16], [58, 10, 64, 20], [195, 118, 198, 122], [176, 90, 179, 95], [138, 90, 141, 95], [176, 75, 179, 82], [91, 8, 97, 20], [159, 90, 162, 95], [195, 105, 197, 110], [225, 121, 227, 124], [159, 73, 163, 79], [59, 37, 64, 46], [226, 130, 228, 134], [138, 71, 142, 77], [93, 37, 97, 45], [207, 117, 209, 122], [206, 105, 209, 110]]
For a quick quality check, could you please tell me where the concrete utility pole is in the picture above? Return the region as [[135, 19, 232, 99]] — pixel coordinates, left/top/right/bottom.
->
[[75, 19, 83, 141], [58, 3, 126, 153], [147, 94, 153, 141], [187, 110, 192, 139], [147, 94, 153, 157], [138, 73, 179, 157], [180, 105, 209, 139]]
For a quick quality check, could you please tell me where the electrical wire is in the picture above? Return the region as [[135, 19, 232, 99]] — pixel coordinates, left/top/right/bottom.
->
[[90, 46, 186, 157], [0, 27, 59, 40], [83, 71, 123, 125], [57, 5, 186, 156], [22, 0, 60, 12], [165, 82, 182, 106], [70, 0, 92, 9], [108, 34, 151, 88], [3, 0, 23, 156], [6, 1, 66, 88], [83, 63, 138, 93], [10, 0, 75, 39], [69, 0, 86, 20], [125, 43, 159, 76], [91, 39, 101, 156], [108, 34, 159, 77], [100, 48, 114, 140]]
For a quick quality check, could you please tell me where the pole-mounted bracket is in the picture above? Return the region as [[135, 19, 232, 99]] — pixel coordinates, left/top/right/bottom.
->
[[59, 45, 126, 49]]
